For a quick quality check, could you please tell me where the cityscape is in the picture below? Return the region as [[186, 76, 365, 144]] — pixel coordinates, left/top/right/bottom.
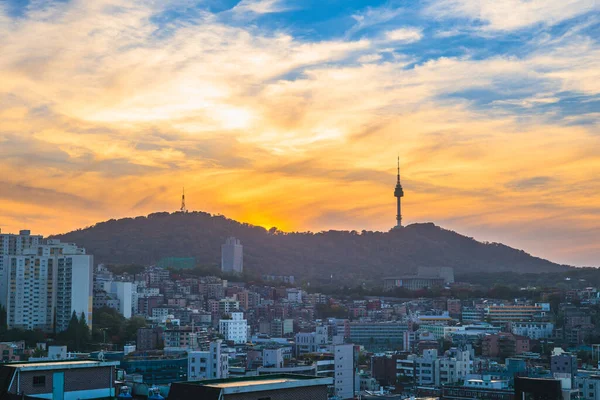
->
[[1, 0, 599, 400]]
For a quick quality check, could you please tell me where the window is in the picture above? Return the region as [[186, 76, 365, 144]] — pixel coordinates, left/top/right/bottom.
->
[[33, 376, 46, 387]]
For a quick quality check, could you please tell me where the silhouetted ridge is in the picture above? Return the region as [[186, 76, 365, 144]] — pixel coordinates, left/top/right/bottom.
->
[[52, 211, 569, 284]]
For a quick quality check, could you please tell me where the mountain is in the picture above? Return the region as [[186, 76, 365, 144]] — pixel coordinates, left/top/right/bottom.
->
[[52, 211, 570, 285]]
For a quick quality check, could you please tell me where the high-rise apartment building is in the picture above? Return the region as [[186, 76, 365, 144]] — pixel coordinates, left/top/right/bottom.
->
[[0, 230, 43, 308], [221, 237, 243, 274], [0, 232, 93, 332], [0, 229, 43, 255]]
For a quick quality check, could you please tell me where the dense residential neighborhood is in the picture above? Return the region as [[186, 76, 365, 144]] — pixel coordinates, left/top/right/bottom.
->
[[2, 229, 600, 399]]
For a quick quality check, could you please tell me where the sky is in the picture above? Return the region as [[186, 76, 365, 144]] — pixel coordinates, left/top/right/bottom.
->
[[0, 0, 599, 266]]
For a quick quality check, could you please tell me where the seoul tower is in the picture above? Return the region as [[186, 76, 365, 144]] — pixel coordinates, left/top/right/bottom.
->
[[394, 157, 404, 228]]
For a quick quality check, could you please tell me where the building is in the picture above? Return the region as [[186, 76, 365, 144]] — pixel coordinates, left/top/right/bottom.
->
[[0, 360, 119, 399], [219, 312, 248, 344], [169, 374, 333, 400], [221, 237, 243, 274], [137, 327, 164, 350], [383, 276, 445, 291], [485, 304, 544, 323], [331, 344, 356, 399], [447, 299, 462, 317], [421, 324, 462, 340], [120, 351, 188, 384], [551, 352, 577, 379], [270, 318, 294, 337], [0, 229, 43, 305], [462, 306, 485, 322], [511, 322, 554, 340], [235, 290, 261, 310], [442, 377, 514, 400], [383, 267, 454, 291], [482, 333, 530, 359], [514, 377, 563, 400], [295, 326, 329, 356], [101, 281, 134, 318], [575, 375, 600, 400], [0, 341, 25, 362], [263, 348, 284, 368], [286, 288, 303, 303], [435, 348, 471, 387], [188, 340, 229, 381], [0, 236, 93, 332], [219, 298, 240, 314], [349, 322, 408, 350], [164, 326, 202, 349]]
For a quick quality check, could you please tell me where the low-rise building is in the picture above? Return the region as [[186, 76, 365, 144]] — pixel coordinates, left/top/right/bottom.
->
[[0, 360, 119, 399], [188, 340, 229, 381], [219, 312, 248, 344], [511, 322, 554, 340], [169, 374, 333, 400]]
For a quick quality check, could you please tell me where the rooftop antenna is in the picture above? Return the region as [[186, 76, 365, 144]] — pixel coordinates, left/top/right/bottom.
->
[[180, 187, 187, 213]]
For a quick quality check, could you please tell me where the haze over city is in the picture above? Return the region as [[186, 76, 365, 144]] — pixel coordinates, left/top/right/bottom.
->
[[1, 0, 599, 266]]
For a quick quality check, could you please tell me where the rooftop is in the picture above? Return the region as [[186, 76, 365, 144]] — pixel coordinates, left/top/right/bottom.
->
[[207, 377, 299, 388], [3, 360, 119, 371], [173, 373, 333, 395]]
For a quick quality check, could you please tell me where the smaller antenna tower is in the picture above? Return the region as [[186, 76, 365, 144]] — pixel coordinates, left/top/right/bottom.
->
[[180, 187, 187, 213]]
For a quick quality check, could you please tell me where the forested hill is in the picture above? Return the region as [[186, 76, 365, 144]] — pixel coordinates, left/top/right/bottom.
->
[[53, 211, 570, 285]]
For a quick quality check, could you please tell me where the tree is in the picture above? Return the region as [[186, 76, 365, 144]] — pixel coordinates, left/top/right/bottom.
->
[[124, 316, 147, 344], [32, 347, 47, 358], [92, 307, 126, 345], [58, 311, 90, 351], [78, 312, 91, 350]]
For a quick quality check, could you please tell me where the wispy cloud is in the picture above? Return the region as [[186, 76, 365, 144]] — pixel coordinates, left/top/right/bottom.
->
[[229, 0, 291, 18], [383, 27, 423, 43], [424, 0, 599, 32], [346, 4, 404, 38]]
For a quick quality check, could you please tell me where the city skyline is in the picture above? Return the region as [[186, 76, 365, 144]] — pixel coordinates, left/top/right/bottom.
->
[[1, 0, 599, 267]]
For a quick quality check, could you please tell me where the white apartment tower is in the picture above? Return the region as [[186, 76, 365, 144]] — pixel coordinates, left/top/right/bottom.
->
[[333, 344, 355, 400], [219, 312, 248, 344], [0, 230, 43, 306], [188, 340, 229, 381], [221, 237, 243, 274], [0, 231, 93, 332]]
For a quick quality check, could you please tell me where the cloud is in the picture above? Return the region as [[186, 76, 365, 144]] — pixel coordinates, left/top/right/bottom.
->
[[0, 182, 102, 210], [424, 0, 599, 32], [383, 28, 423, 43], [346, 5, 404, 38], [230, 0, 290, 16], [0, 0, 599, 266], [506, 176, 555, 191]]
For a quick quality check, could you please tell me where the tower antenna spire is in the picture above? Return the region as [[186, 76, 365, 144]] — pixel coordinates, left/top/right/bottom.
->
[[394, 156, 404, 229], [180, 187, 187, 213]]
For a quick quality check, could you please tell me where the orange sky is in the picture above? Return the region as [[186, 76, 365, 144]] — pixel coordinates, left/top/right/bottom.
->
[[1, 0, 599, 266]]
